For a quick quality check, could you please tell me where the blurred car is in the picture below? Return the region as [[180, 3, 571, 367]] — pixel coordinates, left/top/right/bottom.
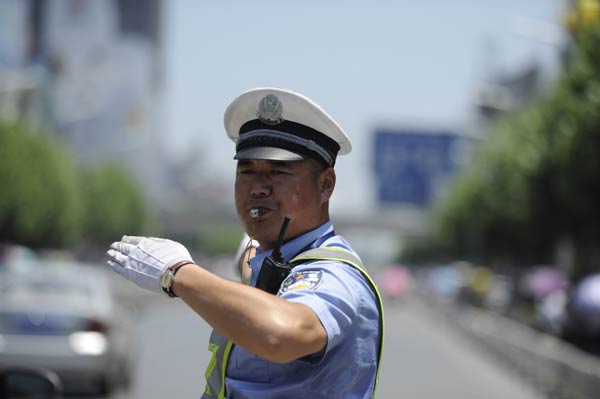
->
[[426, 262, 471, 303], [0, 262, 133, 396], [519, 266, 567, 302], [484, 274, 514, 314], [515, 265, 568, 332], [562, 273, 600, 353]]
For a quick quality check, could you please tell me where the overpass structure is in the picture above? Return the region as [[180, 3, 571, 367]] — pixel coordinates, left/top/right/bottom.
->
[[333, 208, 432, 267]]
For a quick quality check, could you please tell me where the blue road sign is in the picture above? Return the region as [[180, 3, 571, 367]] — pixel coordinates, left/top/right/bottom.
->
[[373, 129, 465, 207]]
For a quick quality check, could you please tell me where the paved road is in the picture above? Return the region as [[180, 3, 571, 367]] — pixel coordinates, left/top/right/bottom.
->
[[111, 270, 544, 399], [377, 299, 543, 398]]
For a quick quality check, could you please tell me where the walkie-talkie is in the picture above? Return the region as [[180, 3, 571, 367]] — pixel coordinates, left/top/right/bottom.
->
[[256, 216, 292, 294]]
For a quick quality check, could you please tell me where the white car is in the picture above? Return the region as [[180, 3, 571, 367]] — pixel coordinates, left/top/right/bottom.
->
[[0, 262, 133, 396]]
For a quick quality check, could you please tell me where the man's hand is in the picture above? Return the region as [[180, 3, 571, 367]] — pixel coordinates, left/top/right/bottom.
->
[[106, 235, 193, 294]]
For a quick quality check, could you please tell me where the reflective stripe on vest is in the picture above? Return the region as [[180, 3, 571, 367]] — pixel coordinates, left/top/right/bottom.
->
[[201, 247, 384, 399], [290, 247, 385, 399], [201, 329, 233, 399]]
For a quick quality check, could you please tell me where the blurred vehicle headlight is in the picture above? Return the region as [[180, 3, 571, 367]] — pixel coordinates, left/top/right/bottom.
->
[[68, 332, 107, 355]]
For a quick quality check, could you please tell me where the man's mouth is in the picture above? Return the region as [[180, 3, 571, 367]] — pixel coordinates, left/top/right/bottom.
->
[[248, 207, 272, 219]]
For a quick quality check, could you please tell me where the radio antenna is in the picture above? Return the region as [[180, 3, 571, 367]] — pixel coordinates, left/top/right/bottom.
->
[[272, 216, 291, 262]]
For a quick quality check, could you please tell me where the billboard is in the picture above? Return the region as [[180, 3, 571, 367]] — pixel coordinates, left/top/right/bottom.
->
[[373, 129, 468, 207]]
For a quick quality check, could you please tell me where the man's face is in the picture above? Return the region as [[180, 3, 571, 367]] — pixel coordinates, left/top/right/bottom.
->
[[235, 158, 330, 250]]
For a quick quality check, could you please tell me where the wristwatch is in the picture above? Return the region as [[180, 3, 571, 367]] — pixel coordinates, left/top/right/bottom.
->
[[160, 261, 194, 297]]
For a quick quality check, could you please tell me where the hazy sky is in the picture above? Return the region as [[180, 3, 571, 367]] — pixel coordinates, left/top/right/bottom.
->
[[162, 0, 566, 215]]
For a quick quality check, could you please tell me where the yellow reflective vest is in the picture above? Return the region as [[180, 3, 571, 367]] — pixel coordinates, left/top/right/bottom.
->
[[202, 247, 384, 399]]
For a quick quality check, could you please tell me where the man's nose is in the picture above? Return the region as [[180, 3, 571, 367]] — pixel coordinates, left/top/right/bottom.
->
[[250, 175, 272, 197]]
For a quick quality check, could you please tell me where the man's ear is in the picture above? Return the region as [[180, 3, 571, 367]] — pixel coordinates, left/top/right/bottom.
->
[[320, 167, 336, 203]]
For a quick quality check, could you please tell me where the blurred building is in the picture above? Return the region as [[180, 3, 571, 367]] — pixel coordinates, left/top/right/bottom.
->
[[42, 0, 169, 206], [0, 0, 171, 208], [0, 0, 45, 126], [474, 2, 572, 125], [474, 61, 543, 123]]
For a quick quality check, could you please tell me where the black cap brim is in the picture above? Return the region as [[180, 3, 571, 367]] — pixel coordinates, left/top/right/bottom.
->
[[233, 146, 305, 162]]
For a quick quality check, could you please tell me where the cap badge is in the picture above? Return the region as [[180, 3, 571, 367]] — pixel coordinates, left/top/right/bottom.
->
[[257, 94, 284, 125]]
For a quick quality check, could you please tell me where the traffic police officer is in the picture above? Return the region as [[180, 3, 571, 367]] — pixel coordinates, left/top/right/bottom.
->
[[106, 87, 384, 398]]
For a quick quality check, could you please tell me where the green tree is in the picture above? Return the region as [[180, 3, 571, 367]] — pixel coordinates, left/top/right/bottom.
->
[[81, 163, 147, 245], [0, 120, 83, 247], [0, 120, 149, 252]]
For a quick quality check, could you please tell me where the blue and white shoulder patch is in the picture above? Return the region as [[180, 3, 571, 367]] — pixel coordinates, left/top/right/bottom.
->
[[280, 270, 323, 293]]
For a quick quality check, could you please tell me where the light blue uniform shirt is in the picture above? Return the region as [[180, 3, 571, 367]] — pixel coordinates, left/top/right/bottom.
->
[[225, 221, 380, 399]]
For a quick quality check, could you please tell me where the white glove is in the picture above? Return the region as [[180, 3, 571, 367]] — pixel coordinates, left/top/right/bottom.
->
[[106, 235, 194, 294]]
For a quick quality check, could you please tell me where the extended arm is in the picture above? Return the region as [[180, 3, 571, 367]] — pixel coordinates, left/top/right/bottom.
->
[[174, 263, 326, 363], [106, 235, 326, 363]]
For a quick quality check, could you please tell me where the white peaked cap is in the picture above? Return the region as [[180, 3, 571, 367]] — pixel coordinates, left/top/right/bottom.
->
[[224, 87, 351, 166]]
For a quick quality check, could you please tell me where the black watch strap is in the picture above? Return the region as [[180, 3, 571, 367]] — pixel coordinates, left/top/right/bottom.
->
[[164, 260, 194, 297]]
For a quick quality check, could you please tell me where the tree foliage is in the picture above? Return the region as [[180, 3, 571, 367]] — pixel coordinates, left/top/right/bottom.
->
[[0, 121, 83, 247], [402, 22, 600, 275], [0, 120, 148, 249], [81, 163, 147, 244]]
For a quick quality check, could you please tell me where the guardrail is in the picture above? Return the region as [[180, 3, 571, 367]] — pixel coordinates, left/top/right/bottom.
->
[[429, 299, 600, 399]]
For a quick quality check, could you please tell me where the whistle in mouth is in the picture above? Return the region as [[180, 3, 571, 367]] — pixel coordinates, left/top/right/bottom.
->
[[250, 208, 260, 219]]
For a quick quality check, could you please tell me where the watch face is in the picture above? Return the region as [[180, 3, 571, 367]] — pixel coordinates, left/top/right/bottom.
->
[[161, 270, 173, 289]]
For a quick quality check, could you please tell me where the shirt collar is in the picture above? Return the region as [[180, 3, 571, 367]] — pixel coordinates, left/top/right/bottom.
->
[[249, 220, 333, 286]]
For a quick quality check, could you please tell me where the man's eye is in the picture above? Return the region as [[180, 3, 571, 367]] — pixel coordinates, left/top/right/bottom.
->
[[272, 170, 288, 175], [239, 169, 254, 175]]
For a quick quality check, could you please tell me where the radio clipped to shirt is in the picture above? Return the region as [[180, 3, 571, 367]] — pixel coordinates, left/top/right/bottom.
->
[[255, 216, 292, 295]]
